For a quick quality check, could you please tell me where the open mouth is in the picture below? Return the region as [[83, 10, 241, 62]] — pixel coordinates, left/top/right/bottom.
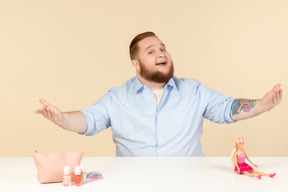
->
[[156, 61, 167, 66]]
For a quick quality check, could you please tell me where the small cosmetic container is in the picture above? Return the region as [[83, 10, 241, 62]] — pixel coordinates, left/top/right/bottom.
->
[[80, 164, 87, 184], [73, 166, 82, 186], [63, 166, 71, 186]]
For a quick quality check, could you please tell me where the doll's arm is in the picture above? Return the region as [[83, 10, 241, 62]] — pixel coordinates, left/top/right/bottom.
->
[[245, 153, 258, 167], [233, 153, 240, 172]]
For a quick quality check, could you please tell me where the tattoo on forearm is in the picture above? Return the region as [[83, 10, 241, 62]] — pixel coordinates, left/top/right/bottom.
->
[[231, 99, 256, 116]]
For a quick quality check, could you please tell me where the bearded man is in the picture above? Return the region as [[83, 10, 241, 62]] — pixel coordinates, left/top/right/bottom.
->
[[35, 32, 282, 156]]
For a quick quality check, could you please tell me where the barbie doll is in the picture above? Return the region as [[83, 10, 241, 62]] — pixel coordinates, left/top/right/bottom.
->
[[232, 138, 276, 179]]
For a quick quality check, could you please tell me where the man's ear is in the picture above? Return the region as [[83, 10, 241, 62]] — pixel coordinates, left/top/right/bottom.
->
[[131, 59, 140, 71]]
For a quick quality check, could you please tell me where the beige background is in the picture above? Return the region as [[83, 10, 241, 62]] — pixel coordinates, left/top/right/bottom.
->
[[0, 0, 287, 157]]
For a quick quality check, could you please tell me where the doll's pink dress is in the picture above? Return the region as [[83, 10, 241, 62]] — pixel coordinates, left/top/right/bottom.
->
[[234, 153, 253, 174]]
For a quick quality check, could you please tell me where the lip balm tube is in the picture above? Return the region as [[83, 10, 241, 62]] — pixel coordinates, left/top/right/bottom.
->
[[80, 164, 87, 184], [63, 166, 71, 186], [73, 166, 82, 186]]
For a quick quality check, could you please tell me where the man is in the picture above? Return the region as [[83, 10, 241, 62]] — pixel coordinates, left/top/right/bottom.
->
[[35, 32, 282, 156]]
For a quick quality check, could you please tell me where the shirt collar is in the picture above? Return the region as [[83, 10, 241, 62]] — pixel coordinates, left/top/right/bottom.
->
[[134, 76, 178, 93], [134, 77, 144, 93], [166, 76, 178, 90]]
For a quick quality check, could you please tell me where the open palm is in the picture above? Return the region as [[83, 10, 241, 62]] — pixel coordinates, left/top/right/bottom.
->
[[261, 83, 282, 112]]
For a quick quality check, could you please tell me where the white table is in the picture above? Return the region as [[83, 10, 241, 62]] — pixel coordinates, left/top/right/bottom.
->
[[0, 157, 287, 192]]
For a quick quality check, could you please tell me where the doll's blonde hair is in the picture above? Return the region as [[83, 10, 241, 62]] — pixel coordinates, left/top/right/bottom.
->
[[234, 137, 244, 148], [231, 137, 244, 165]]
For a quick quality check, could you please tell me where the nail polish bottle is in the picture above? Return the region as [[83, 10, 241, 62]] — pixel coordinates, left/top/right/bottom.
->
[[63, 166, 71, 186], [73, 166, 82, 186], [80, 164, 87, 184]]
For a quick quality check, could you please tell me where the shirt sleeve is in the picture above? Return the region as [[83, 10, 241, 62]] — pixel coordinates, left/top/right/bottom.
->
[[201, 84, 236, 124], [79, 91, 112, 136]]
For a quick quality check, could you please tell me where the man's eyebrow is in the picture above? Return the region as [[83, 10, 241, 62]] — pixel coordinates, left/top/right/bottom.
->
[[145, 43, 166, 52]]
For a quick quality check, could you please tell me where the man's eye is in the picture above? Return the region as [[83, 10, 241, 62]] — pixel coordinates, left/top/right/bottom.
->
[[148, 51, 153, 54], [161, 49, 166, 52]]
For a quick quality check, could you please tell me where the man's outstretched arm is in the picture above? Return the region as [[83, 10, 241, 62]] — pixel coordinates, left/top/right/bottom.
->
[[230, 83, 282, 121], [34, 99, 87, 134]]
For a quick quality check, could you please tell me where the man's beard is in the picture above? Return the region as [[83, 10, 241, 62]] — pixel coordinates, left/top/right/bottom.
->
[[139, 61, 174, 83]]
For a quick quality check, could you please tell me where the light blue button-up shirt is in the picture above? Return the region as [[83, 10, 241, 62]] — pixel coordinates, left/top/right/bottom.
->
[[80, 76, 236, 156]]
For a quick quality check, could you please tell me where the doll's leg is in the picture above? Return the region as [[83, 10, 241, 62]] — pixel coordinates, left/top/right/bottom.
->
[[253, 170, 276, 177], [243, 171, 258, 178], [252, 170, 269, 176]]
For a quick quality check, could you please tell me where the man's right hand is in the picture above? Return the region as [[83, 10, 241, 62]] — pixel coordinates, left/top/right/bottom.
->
[[34, 99, 66, 127], [35, 99, 87, 133]]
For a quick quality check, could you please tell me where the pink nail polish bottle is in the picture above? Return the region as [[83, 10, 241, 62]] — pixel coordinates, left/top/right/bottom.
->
[[73, 166, 82, 186], [63, 166, 71, 186]]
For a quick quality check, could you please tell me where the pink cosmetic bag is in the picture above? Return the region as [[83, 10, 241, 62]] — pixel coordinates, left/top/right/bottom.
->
[[33, 150, 84, 184]]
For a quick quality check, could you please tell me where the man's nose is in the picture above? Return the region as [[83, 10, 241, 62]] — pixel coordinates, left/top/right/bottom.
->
[[157, 50, 165, 57]]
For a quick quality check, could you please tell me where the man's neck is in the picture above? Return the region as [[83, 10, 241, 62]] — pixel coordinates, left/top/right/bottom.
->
[[136, 74, 166, 91]]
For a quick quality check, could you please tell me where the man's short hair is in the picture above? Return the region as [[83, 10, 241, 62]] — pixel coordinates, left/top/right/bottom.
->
[[129, 31, 157, 60]]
